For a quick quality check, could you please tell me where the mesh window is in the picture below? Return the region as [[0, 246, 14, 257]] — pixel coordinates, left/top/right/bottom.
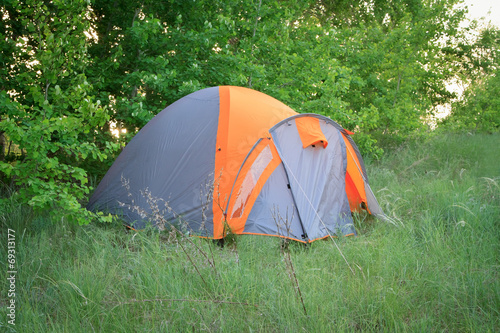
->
[[231, 145, 273, 218]]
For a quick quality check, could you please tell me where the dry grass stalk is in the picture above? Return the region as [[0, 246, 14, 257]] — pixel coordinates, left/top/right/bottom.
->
[[103, 297, 258, 307], [272, 207, 308, 316], [118, 176, 221, 288]]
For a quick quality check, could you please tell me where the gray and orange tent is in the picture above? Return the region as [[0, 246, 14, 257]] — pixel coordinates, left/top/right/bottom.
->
[[88, 86, 384, 243]]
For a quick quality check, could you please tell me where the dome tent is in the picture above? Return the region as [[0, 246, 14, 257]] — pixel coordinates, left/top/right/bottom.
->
[[88, 86, 384, 243]]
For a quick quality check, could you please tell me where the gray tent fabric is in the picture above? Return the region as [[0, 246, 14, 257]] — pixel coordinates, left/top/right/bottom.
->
[[364, 182, 384, 217], [243, 162, 305, 240], [269, 114, 355, 241], [87, 87, 220, 234]]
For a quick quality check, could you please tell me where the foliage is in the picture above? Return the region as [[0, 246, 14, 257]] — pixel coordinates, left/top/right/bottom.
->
[[84, 0, 469, 156], [444, 69, 500, 132], [442, 27, 500, 132], [0, 0, 118, 223]]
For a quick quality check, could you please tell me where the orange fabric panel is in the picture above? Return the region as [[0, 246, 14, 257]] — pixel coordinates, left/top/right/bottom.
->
[[295, 117, 328, 148], [345, 171, 362, 211], [341, 134, 367, 212], [344, 129, 355, 135], [212, 86, 296, 238]]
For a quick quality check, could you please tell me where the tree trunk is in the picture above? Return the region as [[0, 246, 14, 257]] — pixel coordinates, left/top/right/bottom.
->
[[0, 131, 5, 161]]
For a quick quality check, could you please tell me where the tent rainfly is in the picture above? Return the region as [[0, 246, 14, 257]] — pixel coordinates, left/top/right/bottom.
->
[[88, 86, 384, 243]]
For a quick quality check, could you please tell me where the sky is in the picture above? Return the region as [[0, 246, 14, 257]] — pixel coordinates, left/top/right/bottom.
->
[[462, 0, 500, 28]]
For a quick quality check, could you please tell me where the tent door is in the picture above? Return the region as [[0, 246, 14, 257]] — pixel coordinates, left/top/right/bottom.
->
[[270, 115, 355, 241], [225, 138, 306, 241]]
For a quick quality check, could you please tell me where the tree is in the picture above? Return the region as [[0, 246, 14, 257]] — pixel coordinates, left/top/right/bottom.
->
[[0, 0, 117, 223], [441, 26, 499, 132], [85, 0, 470, 155]]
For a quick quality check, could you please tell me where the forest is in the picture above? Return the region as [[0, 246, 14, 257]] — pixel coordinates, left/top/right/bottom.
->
[[0, 1, 499, 331]]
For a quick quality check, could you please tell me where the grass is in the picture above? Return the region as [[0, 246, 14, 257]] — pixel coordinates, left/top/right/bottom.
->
[[1, 132, 499, 332]]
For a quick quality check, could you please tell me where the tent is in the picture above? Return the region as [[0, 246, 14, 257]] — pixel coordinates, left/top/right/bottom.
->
[[88, 86, 384, 243]]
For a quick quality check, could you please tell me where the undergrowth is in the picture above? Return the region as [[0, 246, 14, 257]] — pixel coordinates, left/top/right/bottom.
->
[[0, 132, 498, 332]]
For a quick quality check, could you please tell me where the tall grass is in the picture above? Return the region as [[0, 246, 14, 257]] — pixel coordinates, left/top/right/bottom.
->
[[1, 132, 499, 332]]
